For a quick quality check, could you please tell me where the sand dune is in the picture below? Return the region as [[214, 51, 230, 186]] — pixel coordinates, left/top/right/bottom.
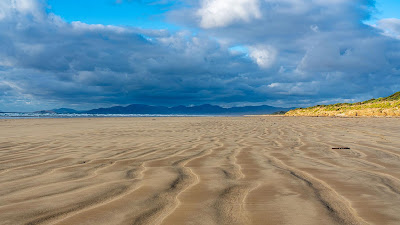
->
[[1, 117, 400, 225]]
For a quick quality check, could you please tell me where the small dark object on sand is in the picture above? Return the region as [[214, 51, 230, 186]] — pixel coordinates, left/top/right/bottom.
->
[[332, 147, 350, 149]]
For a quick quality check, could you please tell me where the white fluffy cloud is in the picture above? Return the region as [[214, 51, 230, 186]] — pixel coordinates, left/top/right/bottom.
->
[[0, 0, 44, 21], [377, 18, 400, 39], [249, 45, 277, 69], [197, 0, 261, 28]]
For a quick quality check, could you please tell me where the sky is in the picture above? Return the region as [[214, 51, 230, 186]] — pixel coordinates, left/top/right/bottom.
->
[[375, 0, 400, 19], [0, 0, 400, 112]]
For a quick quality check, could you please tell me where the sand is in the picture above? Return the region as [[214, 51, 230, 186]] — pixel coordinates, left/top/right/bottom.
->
[[1, 117, 400, 225]]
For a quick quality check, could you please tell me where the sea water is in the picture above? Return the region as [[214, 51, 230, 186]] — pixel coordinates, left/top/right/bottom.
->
[[0, 113, 220, 119]]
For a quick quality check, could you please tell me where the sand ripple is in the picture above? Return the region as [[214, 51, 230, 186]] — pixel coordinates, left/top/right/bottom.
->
[[1, 117, 400, 224]]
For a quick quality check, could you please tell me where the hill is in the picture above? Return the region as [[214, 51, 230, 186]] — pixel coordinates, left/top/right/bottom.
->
[[35, 108, 80, 114], [85, 104, 291, 115], [285, 92, 400, 117]]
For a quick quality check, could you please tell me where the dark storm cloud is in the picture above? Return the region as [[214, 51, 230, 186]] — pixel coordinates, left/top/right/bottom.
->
[[0, 0, 400, 111]]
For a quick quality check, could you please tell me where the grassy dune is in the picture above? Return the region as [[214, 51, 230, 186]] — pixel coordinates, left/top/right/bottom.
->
[[286, 92, 400, 117]]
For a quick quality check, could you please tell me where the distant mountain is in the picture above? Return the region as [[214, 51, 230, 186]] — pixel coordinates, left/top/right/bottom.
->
[[286, 91, 400, 117], [85, 104, 292, 115], [52, 108, 81, 114], [85, 104, 168, 114], [34, 110, 56, 114], [35, 108, 80, 114]]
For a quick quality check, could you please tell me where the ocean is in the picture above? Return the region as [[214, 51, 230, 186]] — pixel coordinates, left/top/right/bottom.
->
[[0, 113, 221, 119]]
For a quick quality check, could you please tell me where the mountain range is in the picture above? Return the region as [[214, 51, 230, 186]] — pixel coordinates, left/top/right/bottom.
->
[[34, 104, 292, 115]]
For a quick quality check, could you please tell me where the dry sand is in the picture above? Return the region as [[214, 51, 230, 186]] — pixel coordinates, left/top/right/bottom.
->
[[1, 117, 400, 225]]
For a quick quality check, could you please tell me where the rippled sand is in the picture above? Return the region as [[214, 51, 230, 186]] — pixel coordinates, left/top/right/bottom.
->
[[1, 117, 400, 225]]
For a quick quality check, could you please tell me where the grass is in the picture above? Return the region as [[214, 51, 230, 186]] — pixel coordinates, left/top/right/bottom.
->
[[286, 91, 400, 117]]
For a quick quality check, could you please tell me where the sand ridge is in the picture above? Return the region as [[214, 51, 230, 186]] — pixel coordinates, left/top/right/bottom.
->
[[1, 117, 400, 224]]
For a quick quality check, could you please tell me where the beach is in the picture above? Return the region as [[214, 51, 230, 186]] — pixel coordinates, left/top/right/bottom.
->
[[1, 117, 400, 225]]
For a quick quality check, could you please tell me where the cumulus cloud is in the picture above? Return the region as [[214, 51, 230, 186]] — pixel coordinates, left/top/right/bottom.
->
[[249, 45, 277, 69], [197, 0, 261, 28], [377, 18, 400, 39], [0, 0, 45, 21]]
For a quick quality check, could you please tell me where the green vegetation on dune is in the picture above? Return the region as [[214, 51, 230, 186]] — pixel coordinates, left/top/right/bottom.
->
[[286, 92, 400, 117]]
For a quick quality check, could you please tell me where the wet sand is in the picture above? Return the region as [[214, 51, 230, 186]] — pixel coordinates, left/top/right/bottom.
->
[[1, 117, 400, 225]]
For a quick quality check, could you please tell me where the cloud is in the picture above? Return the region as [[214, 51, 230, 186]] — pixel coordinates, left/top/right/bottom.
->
[[0, 0, 45, 21], [171, 0, 400, 101], [249, 45, 277, 69], [377, 18, 400, 39], [0, 1, 263, 111], [0, 0, 400, 111], [197, 0, 261, 28]]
